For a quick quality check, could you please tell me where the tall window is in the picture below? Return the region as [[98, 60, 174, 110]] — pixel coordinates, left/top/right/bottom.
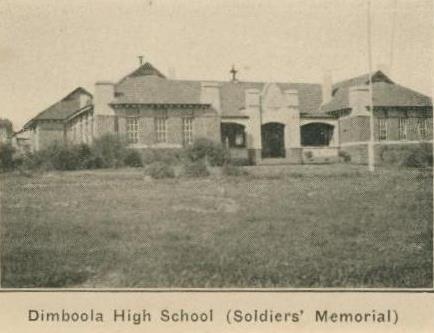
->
[[399, 118, 408, 140], [155, 116, 167, 143], [127, 117, 139, 144], [377, 118, 387, 141], [183, 117, 194, 145], [418, 118, 429, 139]]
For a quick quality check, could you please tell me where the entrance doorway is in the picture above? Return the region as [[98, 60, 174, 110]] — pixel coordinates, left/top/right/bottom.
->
[[261, 122, 285, 158]]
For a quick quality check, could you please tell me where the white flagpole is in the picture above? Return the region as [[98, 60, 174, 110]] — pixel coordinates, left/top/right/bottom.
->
[[367, 0, 375, 172]]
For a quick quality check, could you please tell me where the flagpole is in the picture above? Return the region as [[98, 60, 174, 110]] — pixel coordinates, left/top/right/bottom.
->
[[367, 0, 375, 172]]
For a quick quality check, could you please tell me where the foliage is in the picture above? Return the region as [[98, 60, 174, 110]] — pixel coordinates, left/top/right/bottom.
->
[[0, 118, 13, 136], [124, 149, 144, 167], [183, 138, 230, 166], [304, 151, 313, 160], [338, 150, 351, 163], [182, 159, 210, 178], [145, 161, 175, 179], [378, 143, 433, 168], [221, 163, 248, 176], [0, 142, 16, 171], [91, 134, 128, 168], [142, 149, 181, 165], [401, 144, 433, 168]]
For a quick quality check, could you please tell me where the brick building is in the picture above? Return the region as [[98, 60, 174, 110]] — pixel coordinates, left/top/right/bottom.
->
[[22, 62, 432, 165]]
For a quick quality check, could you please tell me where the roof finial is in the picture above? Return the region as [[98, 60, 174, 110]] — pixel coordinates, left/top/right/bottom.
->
[[230, 65, 238, 82], [138, 55, 144, 66]]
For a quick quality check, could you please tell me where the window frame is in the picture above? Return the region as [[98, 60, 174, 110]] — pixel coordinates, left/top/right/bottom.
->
[[154, 115, 168, 144], [418, 118, 428, 139], [398, 117, 408, 141], [126, 117, 139, 144], [182, 117, 194, 146], [377, 118, 388, 141]]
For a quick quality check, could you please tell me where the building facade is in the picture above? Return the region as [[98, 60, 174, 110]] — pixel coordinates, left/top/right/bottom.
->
[[22, 63, 433, 165]]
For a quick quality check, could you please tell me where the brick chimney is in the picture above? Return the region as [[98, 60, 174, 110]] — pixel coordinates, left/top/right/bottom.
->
[[94, 81, 115, 116], [200, 82, 221, 113]]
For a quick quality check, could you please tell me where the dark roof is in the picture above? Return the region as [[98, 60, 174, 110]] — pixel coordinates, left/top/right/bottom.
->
[[331, 70, 393, 93], [322, 71, 432, 113], [24, 87, 92, 128], [114, 76, 202, 105], [113, 62, 326, 116]]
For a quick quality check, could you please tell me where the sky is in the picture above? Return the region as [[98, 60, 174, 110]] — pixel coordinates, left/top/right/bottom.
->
[[0, 0, 432, 129]]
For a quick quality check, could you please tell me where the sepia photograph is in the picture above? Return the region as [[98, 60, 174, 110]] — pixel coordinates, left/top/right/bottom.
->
[[0, 0, 432, 289]]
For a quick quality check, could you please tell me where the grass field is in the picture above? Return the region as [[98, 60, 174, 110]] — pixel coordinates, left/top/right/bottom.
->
[[1, 164, 432, 288]]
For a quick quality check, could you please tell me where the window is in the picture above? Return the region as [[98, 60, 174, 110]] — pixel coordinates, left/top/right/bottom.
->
[[183, 117, 194, 145], [377, 118, 387, 141], [154, 116, 167, 143], [127, 117, 139, 144], [418, 118, 429, 139], [399, 118, 408, 140]]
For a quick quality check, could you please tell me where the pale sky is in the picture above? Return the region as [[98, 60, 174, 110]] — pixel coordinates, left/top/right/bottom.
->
[[0, 0, 432, 129]]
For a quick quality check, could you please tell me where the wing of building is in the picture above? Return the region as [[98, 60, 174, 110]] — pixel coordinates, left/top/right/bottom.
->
[[21, 63, 432, 165]]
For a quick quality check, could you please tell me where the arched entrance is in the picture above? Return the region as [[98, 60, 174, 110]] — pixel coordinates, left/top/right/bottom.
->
[[221, 123, 246, 148], [261, 122, 285, 158], [301, 123, 334, 146]]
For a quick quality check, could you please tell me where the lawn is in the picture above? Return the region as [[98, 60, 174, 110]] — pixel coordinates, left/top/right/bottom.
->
[[1, 164, 432, 288]]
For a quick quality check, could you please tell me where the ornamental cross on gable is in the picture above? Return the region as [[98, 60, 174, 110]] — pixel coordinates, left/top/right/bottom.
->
[[230, 65, 238, 82]]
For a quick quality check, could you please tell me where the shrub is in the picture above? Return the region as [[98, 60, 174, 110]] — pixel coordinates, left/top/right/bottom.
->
[[183, 138, 229, 166], [182, 159, 210, 177], [145, 161, 175, 179], [401, 144, 433, 168], [124, 149, 143, 167], [222, 163, 248, 176], [304, 151, 313, 160], [92, 134, 128, 168], [0, 142, 16, 171], [229, 158, 250, 166], [338, 150, 351, 163]]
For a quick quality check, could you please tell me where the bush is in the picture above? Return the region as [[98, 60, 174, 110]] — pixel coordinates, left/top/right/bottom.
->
[[222, 163, 248, 176], [0, 142, 16, 171], [145, 161, 175, 179], [401, 144, 433, 168], [124, 150, 143, 167], [92, 134, 128, 168], [182, 159, 210, 178], [183, 138, 229, 166], [338, 150, 351, 163]]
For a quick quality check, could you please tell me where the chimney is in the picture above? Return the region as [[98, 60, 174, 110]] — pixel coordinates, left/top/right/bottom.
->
[[349, 86, 370, 115], [94, 81, 115, 116], [284, 89, 299, 108], [322, 70, 333, 105], [245, 89, 260, 108], [200, 82, 221, 113]]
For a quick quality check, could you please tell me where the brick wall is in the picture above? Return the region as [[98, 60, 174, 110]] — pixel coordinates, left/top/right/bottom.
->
[[339, 116, 370, 143], [339, 107, 433, 144], [114, 107, 220, 147]]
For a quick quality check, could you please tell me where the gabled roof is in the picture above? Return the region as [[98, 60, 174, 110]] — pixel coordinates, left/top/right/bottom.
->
[[112, 62, 325, 116], [24, 87, 92, 128], [332, 70, 393, 94], [322, 71, 432, 113]]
